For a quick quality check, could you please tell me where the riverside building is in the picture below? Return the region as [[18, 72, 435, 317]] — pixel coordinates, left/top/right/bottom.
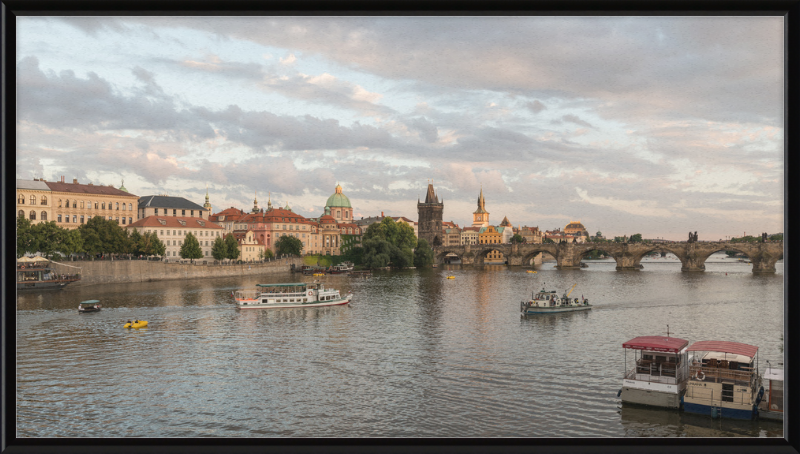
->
[[44, 177, 140, 229], [16, 179, 53, 225], [137, 195, 208, 220], [126, 215, 223, 260]]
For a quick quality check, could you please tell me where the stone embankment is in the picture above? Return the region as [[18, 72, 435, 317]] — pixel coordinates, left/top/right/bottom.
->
[[71, 258, 303, 287]]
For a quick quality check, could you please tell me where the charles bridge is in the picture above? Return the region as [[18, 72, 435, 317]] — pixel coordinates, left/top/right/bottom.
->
[[433, 241, 784, 274]]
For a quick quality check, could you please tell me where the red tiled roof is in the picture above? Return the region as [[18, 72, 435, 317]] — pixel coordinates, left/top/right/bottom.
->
[[126, 215, 222, 229], [623, 336, 689, 353], [45, 181, 137, 197], [210, 207, 245, 220]]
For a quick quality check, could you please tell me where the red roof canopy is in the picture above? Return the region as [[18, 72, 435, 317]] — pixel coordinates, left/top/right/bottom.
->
[[687, 341, 758, 359], [622, 336, 689, 353]]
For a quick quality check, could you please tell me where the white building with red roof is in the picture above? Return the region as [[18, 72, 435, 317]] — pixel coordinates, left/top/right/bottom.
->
[[126, 215, 223, 260]]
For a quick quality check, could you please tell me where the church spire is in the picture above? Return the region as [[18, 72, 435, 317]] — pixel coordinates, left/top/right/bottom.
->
[[267, 191, 272, 210], [203, 183, 212, 213], [252, 191, 259, 213]]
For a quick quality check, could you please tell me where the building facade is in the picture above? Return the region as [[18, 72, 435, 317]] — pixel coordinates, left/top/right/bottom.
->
[[326, 184, 354, 223], [16, 179, 53, 225], [564, 221, 589, 237], [137, 195, 208, 220], [232, 230, 267, 262], [45, 177, 140, 230], [126, 215, 223, 260], [417, 183, 444, 246]]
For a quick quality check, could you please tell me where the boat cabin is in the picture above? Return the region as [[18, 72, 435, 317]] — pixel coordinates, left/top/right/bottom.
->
[[619, 336, 689, 408], [758, 367, 783, 418], [684, 340, 762, 420], [78, 300, 101, 312]]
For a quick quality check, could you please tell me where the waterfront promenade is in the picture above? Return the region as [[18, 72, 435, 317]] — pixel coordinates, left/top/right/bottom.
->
[[68, 257, 303, 287]]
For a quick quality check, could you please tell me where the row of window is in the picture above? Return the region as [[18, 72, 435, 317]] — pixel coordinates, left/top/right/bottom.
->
[[58, 199, 133, 210], [153, 208, 202, 217], [158, 230, 220, 238], [18, 195, 47, 205], [17, 211, 136, 225], [20, 210, 48, 221]]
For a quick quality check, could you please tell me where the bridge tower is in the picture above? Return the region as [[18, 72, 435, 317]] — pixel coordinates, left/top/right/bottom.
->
[[418, 182, 444, 246]]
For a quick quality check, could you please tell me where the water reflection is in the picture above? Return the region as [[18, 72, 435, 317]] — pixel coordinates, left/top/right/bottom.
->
[[16, 260, 783, 437]]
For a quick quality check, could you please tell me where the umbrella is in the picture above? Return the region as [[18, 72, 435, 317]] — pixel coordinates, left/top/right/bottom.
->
[[17, 257, 35, 263], [31, 256, 49, 262]]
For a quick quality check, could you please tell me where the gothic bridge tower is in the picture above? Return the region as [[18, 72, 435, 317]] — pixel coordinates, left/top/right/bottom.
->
[[417, 182, 444, 246]]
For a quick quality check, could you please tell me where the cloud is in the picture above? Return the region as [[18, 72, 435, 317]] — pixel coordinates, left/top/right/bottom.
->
[[562, 114, 594, 129], [574, 187, 674, 218], [525, 100, 547, 113]]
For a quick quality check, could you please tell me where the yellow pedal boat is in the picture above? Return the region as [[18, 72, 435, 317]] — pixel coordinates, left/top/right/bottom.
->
[[526, 270, 537, 274], [124, 320, 148, 329], [446, 275, 455, 279]]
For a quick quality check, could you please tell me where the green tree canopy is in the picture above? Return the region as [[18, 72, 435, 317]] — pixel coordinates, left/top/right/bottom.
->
[[129, 229, 143, 256], [224, 233, 241, 261], [629, 233, 643, 243], [413, 238, 434, 268], [150, 232, 166, 258], [362, 217, 418, 269], [33, 221, 67, 258], [180, 232, 203, 263], [16, 217, 38, 258], [362, 237, 392, 269], [275, 234, 304, 256], [79, 216, 129, 256], [212, 236, 227, 261], [510, 233, 525, 244], [60, 229, 85, 258], [363, 217, 416, 250]]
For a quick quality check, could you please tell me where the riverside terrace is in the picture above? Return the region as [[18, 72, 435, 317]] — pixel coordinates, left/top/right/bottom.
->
[[433, 241, 784, 274]]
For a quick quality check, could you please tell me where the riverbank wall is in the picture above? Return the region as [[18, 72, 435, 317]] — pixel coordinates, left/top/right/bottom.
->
[[70, 258, 303, 287]]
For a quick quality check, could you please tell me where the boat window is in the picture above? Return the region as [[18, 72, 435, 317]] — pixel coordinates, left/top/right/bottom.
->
[[643, 354, 653, 360], [656, 356, 666, 362]]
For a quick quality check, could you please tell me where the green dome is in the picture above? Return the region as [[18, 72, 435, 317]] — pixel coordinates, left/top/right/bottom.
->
[[325, 184, 351, 208]]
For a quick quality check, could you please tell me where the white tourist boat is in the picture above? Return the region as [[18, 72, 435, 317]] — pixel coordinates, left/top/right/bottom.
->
[[520, 284, 591, 314], [619, 335, 690, 409], [234, 282, 352, 309], [683, 340, 764, 420]]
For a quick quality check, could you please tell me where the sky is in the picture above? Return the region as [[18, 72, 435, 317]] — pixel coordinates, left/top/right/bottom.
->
[[15, 16, 785, 240]]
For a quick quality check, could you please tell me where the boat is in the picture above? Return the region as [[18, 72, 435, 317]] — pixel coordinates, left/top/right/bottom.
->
[[78, 300, 102, 313], [619, 336, 690, 408], [757, 362, 783, 421], [233, 282, 352, 309], [124, 320, 148, 329], [17, 258, 81, 291], [526, 270, 537, 274], [446, 275, 455, 279], [328, 264, 351, 274], [520, 284, 591, 314], [683, 340, 764, 420]]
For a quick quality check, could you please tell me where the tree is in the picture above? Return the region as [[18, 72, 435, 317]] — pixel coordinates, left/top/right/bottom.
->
[[149, 232, 166, 258], [180, 232, 203, 263], [129, 229, 143, 256], [543, 237, 555, 244], [16, 217, 38, 258], [432, 235, 443, 247], [33, 221, 67, 258], [258, 248, 274, 261], [60, 229, 85, 258], [413, 238, 434, 268], [224, 233, 241, 262], [275, 234, 303, 256], [362, 237, 392, 269], [362, 217, 417, 269], [341, 245, 364, 266], [629, 233, 643, 243], [769, 233, 783, 242], [510, 233, 525, 244], [212, 236, 227, 261], [79, 216, 129, 257]]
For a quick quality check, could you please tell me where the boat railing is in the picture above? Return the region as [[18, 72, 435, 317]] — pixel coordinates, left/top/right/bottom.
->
[[689, 365, 754, 386], [686, 383, 752, 406], [624, 367, 682, 385], [235, 290, 260, 300]]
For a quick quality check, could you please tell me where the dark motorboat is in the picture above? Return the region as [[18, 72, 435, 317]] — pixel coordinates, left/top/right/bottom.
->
[[78, 300, 102, 313]]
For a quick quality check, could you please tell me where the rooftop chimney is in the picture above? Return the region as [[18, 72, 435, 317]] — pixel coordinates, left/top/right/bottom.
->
[[381, 211, 384, 217], [73, 178, 78, 184], [61, 176, 65, 183]]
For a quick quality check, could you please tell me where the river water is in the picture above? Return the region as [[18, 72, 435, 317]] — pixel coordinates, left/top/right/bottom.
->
[[16, 253, 784, 438]]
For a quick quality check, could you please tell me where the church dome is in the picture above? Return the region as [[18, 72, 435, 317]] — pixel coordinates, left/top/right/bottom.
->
[[325, 183, 351, 208]]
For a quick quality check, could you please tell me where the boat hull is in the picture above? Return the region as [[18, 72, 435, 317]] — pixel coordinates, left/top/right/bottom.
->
[[237, 294, 352, 309], [620, 386, 684, 409], [523, 305, 591, 314], [683, 402, 758, 420]]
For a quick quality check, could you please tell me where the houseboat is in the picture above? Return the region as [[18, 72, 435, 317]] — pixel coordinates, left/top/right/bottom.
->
[[17, 258, 81, 291], [328, 264, 351, 274], [233, 282, 352, 309], [520, 284, 591, 314], [683, 340, 764, 420], [757, 363, 783, 421], [619, 336, 690, 409]]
